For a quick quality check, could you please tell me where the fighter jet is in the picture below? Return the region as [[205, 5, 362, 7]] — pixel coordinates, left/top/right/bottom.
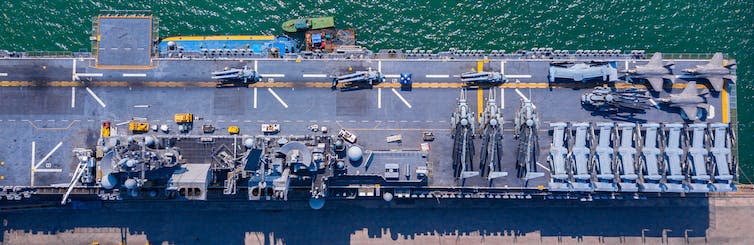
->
[[626, 52, 675, 91], [548, 61, 618, 83], [211, 65, 261, 87], [658, 81, 709, 121], [682, 52, 736, 92]]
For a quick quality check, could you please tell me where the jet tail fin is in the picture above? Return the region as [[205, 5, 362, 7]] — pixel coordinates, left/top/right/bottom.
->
[[709, 52, 724, 67], [681, 81, 699, 96], [648, 52, 664, 66]]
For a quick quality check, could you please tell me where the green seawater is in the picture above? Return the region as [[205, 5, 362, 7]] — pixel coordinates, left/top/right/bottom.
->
[[1, 1, 753, 181]]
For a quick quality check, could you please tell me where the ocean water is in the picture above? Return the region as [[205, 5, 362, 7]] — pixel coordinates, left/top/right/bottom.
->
[[1, 0, 753, 181]]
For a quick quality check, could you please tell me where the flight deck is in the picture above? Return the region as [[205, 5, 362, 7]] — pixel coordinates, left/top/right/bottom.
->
[[0, 12, 739, 209]]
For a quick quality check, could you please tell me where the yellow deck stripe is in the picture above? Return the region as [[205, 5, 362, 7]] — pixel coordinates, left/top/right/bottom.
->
[[722, 82, 729, 123], [161, 35, 275, 41], [477, 87, 484, 121]]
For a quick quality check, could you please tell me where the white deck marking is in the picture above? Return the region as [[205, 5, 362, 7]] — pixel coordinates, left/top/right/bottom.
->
[[71, 87, 76, 108], [71, 58, 77, 80], [253, 87, 258, 108], [708, 105, 715, 119], [425, 74, 450, 78], [378, 60, 382, 73], [85, 87, 107, 108], [254, 59, 258, 71], [624, 60, 629, 71], [500, 61, 505, 74], [0, 73, 7, 76], [34, 169, 63, 173], [260, 74, 285, 78], [267, 88, 288, 108], [506, 75, 532, 79], [77, 73, 103, 77], [34, 141, 63, 169], [391, 88, 412, 108], [500, 87, 505, 109], [378, 88, 382, 109], [133, 105, 149, 108], [302, 74, 328, 78], [31, 141, 35, 186], [122, 73, 147, 77], [536, 162, 551, 172], [384, 74, 400, 78]]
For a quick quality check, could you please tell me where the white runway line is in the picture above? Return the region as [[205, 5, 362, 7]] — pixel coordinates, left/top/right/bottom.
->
[[34, 169, 63, 173], [384, 74, 400, 78], [71, 59, 77, 80], [425, 74, 450, 78], [302, 74, 328, 78], [267, 88, 288, 108], [133, 105, 149, 108], [378, 60, 382, 73], [536, 162, 551, 172], [500, 61, 505, 74], [378, 88, 382, 109], [500, 87, 505, 109], [391, 88, 412, 108], [31, 141, 35, 186], [122, 73, 147, 77], [260, 73, 285, 78], [71, 87, 76, 108], [85, 87, 107, 108], [34, 141, 63, 169], [0, 72, 7, 76], [77, 73, 103, 77], [506, 75, 532, 79], [253, 87, 258, 108]]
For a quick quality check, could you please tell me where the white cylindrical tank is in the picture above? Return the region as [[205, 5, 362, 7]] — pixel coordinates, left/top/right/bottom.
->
[[347, 146, 363, 162], [100, 173, 117, 189]]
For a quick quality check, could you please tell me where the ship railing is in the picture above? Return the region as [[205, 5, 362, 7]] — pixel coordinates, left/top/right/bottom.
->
[[24, 51, 74, 58], [98, 9, 152, 17]]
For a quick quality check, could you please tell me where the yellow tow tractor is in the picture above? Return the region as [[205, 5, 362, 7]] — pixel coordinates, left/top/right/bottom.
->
[[174, 113, 194, 123], [128, 120, 149, 133], [228, 126, 240, 135]]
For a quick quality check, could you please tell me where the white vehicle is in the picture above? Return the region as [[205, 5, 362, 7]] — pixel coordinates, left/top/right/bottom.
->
[[261, 124, 280, 133], [386, 134, 402, 143], [338, 129, 357, 143]]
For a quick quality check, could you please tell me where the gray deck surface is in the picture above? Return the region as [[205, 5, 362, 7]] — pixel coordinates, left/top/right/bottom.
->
[[0, 56, 729, 189], [96, 17, 152, 67]]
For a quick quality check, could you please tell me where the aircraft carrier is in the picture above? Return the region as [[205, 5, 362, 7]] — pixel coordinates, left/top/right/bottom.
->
[[0, 11, 741, 211]]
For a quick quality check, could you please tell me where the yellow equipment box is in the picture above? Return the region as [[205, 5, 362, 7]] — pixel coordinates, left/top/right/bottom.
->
[[129, 121, 149, 133], [174, 113, 194, 123], [228, 126, 240, 134]]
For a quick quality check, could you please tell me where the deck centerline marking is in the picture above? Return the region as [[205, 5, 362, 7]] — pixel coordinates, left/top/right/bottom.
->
[[34, 141, 63, 169], [85, 87, 107, 108], [391, 88, 412, 108], [302, 74, 328, 78], [77, 73, 103, 77], [253, 87, 258, 108], [426, 74, 450, 78], [506, 75, 532, 79], [500, 87, 505, 109], [71, 87, 76, 108], [384, 74, 400, 78], [267, 88, 288, 108], [122, 73, 147, 77], [378, 88, 382, 109], [30, 141, 35, 186], [260, 73, 285, 78]]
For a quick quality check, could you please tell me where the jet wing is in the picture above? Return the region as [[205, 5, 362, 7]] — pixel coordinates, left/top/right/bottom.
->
[[646, 77, 664, 91], [680, 105, 699, 121], [680, 81, 699, 96], [706, 76, 724, 92]]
